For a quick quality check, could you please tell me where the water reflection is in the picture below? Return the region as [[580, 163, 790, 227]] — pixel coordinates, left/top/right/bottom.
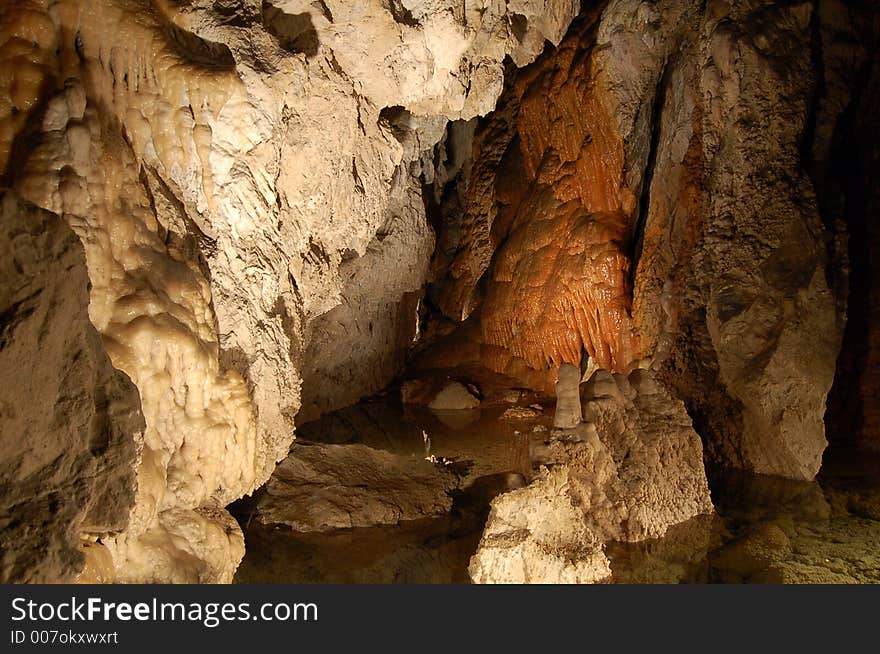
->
[[608, 448, 880, 583], [233, 396, 880, 584]]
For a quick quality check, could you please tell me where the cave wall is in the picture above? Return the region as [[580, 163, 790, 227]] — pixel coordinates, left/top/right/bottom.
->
[[426, 0, 877, 480], [0, 193, 143, 583], [427, 7, 645, 391], [0, 0, 580, 581], [631, 0, 841, 481], [3, 0, 878, 584]]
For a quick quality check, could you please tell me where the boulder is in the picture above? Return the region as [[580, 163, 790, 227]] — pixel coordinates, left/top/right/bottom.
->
[[256, 443, 458, 531], [469, 369, 713, 583], [428, 381, 481, 410]]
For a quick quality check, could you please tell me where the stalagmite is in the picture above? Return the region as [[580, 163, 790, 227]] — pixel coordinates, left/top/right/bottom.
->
[[553, 363, 582, 429], [470, 369, 713, 584]]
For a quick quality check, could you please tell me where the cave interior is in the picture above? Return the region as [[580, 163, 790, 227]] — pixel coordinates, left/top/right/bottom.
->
[[1, 0, 879, 584]]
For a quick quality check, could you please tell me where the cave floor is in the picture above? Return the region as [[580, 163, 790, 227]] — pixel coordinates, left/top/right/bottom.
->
[[233, 397, 553, 583], [233, 397, 880, 584], [608, 446, 880, 583]]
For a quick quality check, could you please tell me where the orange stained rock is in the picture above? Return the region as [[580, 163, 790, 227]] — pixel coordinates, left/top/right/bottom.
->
[[515, 42, 634, 216], [482, 202, 638, 372], [478, 19, 640, 374]]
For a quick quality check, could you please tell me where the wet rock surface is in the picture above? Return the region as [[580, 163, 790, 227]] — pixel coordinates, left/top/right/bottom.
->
[[3, 0, 880, 584], [255, 442, 458, 532], [422, 0, 879, 483], [0, 0, 580, 582], [239, 394, 880, 585], [609, 449, 880, 584], [468, 369, 713, 583]]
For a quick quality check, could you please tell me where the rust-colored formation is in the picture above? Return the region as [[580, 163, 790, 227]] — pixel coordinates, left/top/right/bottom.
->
[[433, 17, 641, 381]]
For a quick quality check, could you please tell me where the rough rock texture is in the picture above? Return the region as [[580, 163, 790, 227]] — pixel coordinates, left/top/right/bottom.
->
[[578, 369, 714, 539], [469, 369, 713, 583], [5, 0, 879, 584], [75, 541, 118, 584], [468, 466, 613, 584], [0, 193, 143, 583], [428, 0, 868, 480], [624, 0, 841, 480], [0, 0, 579, 581], [255, 442, 457, 531], [431, 11, 641, 378]]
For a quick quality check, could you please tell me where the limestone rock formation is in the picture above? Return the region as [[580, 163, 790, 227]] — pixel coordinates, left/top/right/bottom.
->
[[469, 369, 713, 583], [3, 0, 879, 585], [578, 369, 715, 540], [430, 10, 642, 380], [0, 193, 143, 583], [468, 466, 614, 584], [623, 0, 841, 480], [256, 442, 457, 531], [427, 0, 863, 480], [0, 0, 579, 581], [553, 363, 582, 428], [75, 541, 118, 584], [427, 381, 481, 411]]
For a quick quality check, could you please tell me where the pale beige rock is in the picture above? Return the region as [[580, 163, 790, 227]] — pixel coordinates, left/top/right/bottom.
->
[[15, 99, 255, 584], [553, 363, 582, 429], [428, 381, 481, 411], [500, 406, 542, 420], [75, 542, 118, 584], [0, 0, 579, 582], [577, 369, 715, 541], [470, 369, 713, 583], [469, 466, 613, 584]]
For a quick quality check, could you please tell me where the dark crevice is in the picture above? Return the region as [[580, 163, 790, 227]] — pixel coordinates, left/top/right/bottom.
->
[[799, 0, 824, 184], [161, 20, 236, 69], [378, 106, 410, 143], [510, 13, 529, 43], [262, 2, 320, 57], [384, 0, 420, 28], [824, 52, 876, 444], [630, 58, 672, 287], [0, 293, 39, 349], [312, 1, 333, 23]]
